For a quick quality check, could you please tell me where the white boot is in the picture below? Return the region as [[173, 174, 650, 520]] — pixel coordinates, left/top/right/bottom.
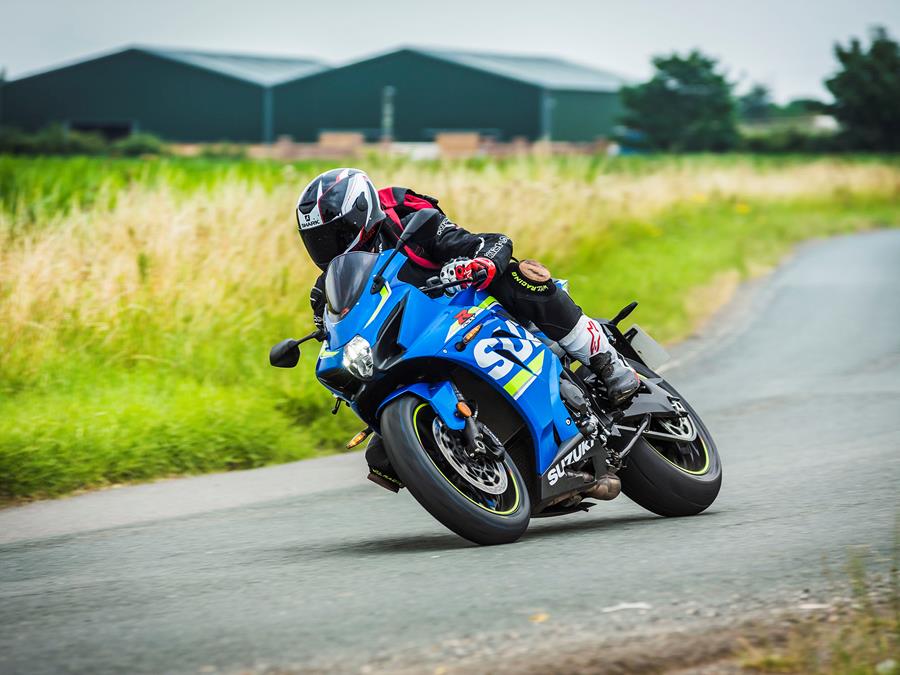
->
[[558, 315, 640, 405]]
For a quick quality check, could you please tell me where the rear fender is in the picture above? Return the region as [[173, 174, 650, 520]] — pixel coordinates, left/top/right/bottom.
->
[[377, 381, 465, 431]]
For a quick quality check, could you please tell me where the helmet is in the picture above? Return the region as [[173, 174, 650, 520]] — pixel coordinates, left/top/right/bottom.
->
[[296, 168, 385, 271]]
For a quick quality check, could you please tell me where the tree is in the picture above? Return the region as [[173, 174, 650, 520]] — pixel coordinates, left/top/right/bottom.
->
[[620, 50, 738, 152], [826, 26, 900, 151], [739, 84, 773, 121]]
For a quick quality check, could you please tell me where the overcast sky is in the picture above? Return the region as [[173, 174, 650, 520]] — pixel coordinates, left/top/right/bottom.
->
[[3, 0, 899, 102]]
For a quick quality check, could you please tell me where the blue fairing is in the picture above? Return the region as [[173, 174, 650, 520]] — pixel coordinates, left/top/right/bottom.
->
[[379, 381, 465, 431], [316, 250, 579, 475]]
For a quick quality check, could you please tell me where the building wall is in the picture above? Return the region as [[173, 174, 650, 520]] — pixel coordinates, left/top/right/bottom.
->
[[2, 49, 265, 142], [549, 90, 622, 142], [273, 50, 543, 142]]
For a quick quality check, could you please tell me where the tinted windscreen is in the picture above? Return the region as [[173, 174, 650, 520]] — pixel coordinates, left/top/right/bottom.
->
[[325, 251, 379, 320]]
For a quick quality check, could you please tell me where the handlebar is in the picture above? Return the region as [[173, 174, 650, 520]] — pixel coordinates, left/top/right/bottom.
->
[[418, 268, 488, 295]]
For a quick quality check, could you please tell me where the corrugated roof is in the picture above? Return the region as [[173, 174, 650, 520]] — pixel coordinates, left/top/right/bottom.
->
[[139, 47, 327, 86], [412, 47, 627, 92]]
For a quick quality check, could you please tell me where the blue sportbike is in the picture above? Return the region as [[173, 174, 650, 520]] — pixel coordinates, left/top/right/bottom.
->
[[270, 218, 722, 545]]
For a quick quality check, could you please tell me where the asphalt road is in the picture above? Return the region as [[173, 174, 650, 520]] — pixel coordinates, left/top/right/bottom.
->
[[2, 231, 899, 675]]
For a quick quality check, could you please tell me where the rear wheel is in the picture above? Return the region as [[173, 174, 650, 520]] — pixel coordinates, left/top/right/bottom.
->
[[381, 395, 530, 545], [618, 363, 722, 517]]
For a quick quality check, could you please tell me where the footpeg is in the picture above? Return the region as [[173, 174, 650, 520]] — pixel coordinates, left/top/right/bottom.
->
[[367, 470, 403, 493], [583, 474, 621, 501]]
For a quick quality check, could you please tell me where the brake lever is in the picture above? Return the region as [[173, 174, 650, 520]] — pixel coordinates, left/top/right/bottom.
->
[[417, 277, 472, 294], [418, 268, 489, 295]]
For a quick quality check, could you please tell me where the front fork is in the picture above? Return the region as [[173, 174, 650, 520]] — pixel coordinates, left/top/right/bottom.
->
[[449, 380, 504, 460]]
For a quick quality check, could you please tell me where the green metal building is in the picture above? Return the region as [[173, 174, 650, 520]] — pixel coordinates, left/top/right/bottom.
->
[[0, 47, 325, 142], [273, 47, 626, 142]]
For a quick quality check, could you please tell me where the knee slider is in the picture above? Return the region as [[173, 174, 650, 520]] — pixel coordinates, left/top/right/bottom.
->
[[508, 260, 556, 297], [519, 259, 552, 283]]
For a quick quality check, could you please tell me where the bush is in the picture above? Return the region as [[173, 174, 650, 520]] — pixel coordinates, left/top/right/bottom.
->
[[199, 142, 247, 160], [0, 125, 167, 157], [0, 126, 31, 153], [739, 128, 845, 154], [27, 125, 108, 155], [111, 132, 167, 157]]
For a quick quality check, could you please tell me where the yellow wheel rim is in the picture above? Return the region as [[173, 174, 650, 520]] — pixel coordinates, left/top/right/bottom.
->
[[413, 403, 521, 516]]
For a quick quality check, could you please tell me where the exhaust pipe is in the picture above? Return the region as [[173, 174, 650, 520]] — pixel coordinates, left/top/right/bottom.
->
[[583, 474, 621, 501]]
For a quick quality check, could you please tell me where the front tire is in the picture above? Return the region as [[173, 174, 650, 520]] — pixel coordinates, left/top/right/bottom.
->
[[381, 395, 531, 545], [618, 363, 722, 517]]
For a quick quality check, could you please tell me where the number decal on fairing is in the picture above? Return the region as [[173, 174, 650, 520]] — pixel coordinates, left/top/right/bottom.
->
[[473, 339, 516, 379], [473, 321, 545, 399]]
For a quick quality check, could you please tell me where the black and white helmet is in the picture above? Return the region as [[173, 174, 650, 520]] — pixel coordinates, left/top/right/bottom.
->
[[296, 168, 385, 271]]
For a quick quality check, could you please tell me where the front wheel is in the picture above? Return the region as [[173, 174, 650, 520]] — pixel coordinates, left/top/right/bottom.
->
[[618, 363, 722, 517], [381, 395, 531, 545]]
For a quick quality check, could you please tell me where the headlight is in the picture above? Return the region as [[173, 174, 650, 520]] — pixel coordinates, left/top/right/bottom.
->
[[342, 336, 374, 380]]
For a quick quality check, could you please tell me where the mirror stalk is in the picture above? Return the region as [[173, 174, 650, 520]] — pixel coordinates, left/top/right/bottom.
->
[[369, 209, 432, 294], [269, 328, 325, 368]]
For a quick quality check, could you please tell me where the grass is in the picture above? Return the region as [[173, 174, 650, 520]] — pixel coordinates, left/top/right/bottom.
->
[[1, 154, 898, 501], [739, 545, 899, 674]]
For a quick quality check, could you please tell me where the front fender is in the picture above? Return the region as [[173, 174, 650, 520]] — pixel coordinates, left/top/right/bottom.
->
[[377, 381, 465, 431]]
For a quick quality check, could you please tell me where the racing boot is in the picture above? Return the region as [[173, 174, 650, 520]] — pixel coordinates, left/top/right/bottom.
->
[[365, 434, 404, 493], [559, 315, 640, 406], [588, 351, 640, 406]]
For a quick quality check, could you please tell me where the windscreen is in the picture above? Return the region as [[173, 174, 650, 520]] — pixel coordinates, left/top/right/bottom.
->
[[324, 251, 380, 321]]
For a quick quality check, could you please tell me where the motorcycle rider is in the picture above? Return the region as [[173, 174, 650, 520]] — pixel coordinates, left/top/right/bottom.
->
[[296, 168, 639, 492]]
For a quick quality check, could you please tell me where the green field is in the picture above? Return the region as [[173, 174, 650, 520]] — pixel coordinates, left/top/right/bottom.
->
[[1, 154, 898, 501]]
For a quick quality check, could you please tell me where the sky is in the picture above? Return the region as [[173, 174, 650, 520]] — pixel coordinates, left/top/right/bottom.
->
[[3, 0, 899, 102]]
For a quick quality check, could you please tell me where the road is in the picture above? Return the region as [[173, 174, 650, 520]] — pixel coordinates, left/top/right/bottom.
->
[[2, 231, 899, 674]]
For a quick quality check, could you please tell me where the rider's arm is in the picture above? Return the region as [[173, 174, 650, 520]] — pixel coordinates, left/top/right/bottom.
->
[[417, 209, 514, 274]]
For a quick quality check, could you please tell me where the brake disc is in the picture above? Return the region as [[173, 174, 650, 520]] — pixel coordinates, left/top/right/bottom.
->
[[432, 418, 508, 495]]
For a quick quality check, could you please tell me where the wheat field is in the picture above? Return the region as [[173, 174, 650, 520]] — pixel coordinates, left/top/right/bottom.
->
[[1, 154, 898, 499]]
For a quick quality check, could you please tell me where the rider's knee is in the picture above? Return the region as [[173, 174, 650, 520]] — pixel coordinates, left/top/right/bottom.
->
[[508, 259, 556, 296]]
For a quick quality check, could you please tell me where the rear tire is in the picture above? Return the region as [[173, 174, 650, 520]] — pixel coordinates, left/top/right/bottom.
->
[[381, 395, 531, 545], [618, 363, 722, 517]]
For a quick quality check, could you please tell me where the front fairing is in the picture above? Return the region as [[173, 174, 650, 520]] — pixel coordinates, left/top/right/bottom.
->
[[315, 249, 579, 475]]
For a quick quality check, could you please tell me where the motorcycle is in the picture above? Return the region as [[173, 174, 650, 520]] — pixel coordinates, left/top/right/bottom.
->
[[270, 213, 722, 545]]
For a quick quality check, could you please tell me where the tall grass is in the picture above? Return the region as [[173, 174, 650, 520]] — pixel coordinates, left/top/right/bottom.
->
[[1, 155, 898, 500]]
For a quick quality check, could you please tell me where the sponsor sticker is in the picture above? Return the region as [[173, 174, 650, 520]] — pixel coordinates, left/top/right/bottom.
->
[[299, 211, 323, 230]]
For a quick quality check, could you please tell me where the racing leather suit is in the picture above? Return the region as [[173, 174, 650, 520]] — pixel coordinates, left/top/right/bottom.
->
[[310, 187, 606, 360]]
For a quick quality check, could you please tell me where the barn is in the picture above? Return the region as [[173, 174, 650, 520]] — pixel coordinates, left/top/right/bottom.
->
[[273, 47, 627, 143], [0, 47, 325, 142]]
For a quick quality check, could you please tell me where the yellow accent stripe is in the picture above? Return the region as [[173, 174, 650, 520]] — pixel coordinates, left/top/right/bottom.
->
[[503, 369, 533, 397], [526, 350, 545, 374], [364, 283, 392, 328], [502, 350, 545, 398], [413, 403, 521, 516]]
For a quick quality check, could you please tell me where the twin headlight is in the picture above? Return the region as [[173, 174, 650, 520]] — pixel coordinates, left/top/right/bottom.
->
[[342, 335, 374, 380]]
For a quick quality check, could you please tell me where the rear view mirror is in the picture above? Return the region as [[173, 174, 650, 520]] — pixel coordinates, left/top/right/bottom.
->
[[371, 209, 436, 294], [269, 339, 301, 368], [396, 208, 433, 247]]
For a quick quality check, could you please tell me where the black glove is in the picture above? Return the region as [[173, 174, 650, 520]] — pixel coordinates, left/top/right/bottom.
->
[[310, 279, 326, 331]]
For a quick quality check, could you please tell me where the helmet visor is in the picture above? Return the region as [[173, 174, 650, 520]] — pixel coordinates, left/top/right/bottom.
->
[[299, 217, 360, 271]]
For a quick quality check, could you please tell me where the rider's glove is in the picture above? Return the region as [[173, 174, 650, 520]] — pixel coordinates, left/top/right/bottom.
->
[[439, 257, 497, 295], [310, 283, 326, 330]]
